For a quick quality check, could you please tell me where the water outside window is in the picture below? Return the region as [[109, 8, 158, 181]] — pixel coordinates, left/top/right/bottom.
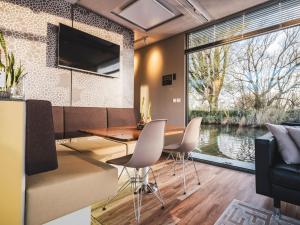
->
[[188, 25, 300, 170]]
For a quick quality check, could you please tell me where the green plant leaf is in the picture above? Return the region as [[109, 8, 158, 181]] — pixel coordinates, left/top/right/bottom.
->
[[0, 31, 8, 63], [0, 32, 26, 88]]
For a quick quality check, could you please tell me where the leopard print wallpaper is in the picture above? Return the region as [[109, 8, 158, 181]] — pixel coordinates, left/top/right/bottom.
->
[[0, 0, 134, 107]]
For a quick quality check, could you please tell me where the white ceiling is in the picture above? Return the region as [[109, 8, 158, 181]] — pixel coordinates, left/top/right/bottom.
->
[[72, 0, 269, 49]]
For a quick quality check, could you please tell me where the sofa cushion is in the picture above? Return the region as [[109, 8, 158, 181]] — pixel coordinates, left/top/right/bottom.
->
[[64, 107, 107, 138], [63, 136, 136, 162], [286, 126, 300, 150], [266, 123, 300, 164], [52, 106, 64, 140], [271, 163, 300, 192], [26, 100, 58, 175], [26, 149, 117, 225], [107, 108, 137, 127]]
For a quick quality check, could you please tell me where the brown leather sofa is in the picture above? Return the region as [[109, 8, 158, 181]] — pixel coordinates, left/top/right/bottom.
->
[[52, 106, 138, 139], [52, 106, 138, 162]]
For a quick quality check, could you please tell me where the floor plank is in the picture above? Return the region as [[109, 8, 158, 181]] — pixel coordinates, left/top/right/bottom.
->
[[92, 158, 300, 225]]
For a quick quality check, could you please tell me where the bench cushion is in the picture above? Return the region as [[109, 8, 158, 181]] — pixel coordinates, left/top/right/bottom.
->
[[26, 148, 117, 225], [64, 107, 107, 138], [107, 108, 137, 127]]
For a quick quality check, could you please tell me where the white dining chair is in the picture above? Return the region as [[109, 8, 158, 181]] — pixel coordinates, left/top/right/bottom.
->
[[104, 119, 167, 224], [164, 117, 202, 194]]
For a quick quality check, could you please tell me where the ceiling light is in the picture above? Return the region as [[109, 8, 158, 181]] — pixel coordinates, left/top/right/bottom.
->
[[112, 0, 182, 31]]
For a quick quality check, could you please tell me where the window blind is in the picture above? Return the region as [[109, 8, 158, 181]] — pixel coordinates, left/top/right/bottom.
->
[[187, 0, 300, 51]]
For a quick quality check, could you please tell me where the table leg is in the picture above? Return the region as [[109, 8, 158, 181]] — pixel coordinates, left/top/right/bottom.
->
[[142, 167, 149, 185], [141, 167, 157, 194]]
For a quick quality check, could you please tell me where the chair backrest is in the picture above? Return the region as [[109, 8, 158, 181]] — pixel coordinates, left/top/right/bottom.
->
[[179, 117, 202, 152], [126, 119, 167, 168]]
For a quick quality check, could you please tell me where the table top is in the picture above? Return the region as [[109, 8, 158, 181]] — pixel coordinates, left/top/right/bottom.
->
[[81, 125, 184, 142]]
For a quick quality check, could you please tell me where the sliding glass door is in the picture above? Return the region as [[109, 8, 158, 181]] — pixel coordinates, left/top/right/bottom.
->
[[187, 25, 300, 170]]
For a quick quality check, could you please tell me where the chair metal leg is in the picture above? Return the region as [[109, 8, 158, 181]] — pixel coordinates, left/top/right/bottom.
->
[[102, 177, 131, 210], [149, 168, 165, 209], [172, 152, 181, 176], [190, 156, 201, 185], [131, 171, 141, 224], [166, 152, 175, 161], [118, 166, 126, 180], [173, 159, 176, 176], [105, 166, 164, 224], [182, 153, 187, 195], [102, 166, 129, 210], [132, 169, 143, 224]]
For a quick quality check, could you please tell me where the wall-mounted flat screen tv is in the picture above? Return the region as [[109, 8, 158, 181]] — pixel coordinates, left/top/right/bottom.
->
[[58, 24, 120, 77]]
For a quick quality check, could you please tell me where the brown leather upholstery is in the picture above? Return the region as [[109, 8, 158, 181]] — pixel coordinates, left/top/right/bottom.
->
[[26, 100, 58, 175], [64, 106, 107, 138], [107, 108, 137, 127], [52, 106, 64, 140], [26, 147, 118, 225]]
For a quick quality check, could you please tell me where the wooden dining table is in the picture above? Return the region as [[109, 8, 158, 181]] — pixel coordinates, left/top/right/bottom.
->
[[81, 125, 184, 189], [80, 125, 184, 142]]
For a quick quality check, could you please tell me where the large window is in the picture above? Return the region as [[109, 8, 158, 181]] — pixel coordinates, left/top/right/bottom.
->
[[186, 0, 300, 170]]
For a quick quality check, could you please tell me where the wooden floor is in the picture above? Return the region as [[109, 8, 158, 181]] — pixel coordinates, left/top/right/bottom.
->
[[92, 158, 300, 225]]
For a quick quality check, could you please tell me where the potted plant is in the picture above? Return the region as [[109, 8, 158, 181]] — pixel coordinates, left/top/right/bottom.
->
[[6, 52, 26, 96], [137, 97, 152, 130], [0, 31, 26, 98], [0, 31, 9, 98]]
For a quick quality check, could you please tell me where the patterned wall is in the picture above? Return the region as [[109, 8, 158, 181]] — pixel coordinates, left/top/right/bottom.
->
[[0, 0, 134, 107]]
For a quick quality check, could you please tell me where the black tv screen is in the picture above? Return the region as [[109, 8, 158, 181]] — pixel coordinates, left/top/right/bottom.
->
[[58, 24, 120, 76]]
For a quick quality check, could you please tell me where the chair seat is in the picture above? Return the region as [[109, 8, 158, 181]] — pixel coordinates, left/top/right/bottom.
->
[[164, 143, 181, 151], [271, 163, 300, 192], [106, 154, 132, 166]]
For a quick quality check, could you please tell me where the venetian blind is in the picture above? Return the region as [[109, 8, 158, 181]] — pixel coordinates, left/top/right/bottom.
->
[[187, 0, 300, 51]]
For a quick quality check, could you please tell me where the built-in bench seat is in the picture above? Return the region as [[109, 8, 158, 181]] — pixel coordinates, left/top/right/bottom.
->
[[52, 105, 181, 162], [26, 101, 132, 225], [26, 144, 117, 225]]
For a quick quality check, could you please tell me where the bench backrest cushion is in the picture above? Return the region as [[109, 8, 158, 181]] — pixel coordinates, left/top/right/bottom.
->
[[64, 107, 107, 138], [107, 108, 137, 127], [52, 106, 64, 140], [26, 100, 58, 175]]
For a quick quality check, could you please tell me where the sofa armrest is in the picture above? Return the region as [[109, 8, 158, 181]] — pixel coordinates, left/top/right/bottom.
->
[[255, 132, 278, 197]]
